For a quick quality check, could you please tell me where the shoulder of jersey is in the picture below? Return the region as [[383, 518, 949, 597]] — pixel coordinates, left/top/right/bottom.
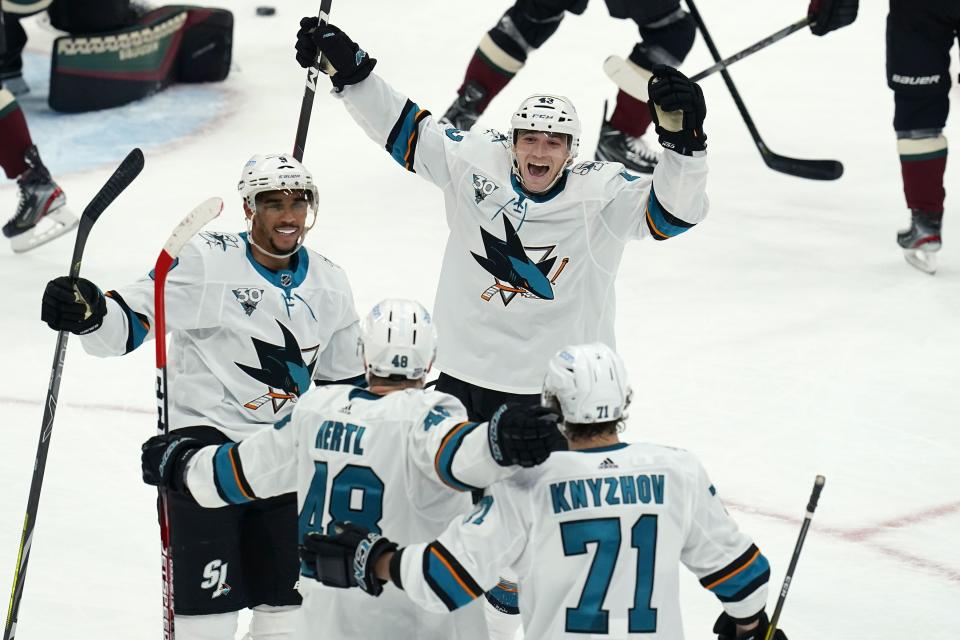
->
[[303, 245, 345, 273], [299, 383, 353, 410]]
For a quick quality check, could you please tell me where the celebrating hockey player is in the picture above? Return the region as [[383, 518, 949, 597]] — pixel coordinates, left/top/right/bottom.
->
[[886, 0, 957, 274], [39, 154, 365, 640], [139, 298, 567, 640], [295, 21, 709, 634], [304, 343, 789, 640]]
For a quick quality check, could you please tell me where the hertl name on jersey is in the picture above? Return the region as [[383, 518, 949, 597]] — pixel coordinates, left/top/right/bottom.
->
[[314, 420, 367, 455], [550, 474, 665, 514]]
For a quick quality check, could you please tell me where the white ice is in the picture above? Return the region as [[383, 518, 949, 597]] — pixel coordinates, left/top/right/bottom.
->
[[1, 1, 957, 638]]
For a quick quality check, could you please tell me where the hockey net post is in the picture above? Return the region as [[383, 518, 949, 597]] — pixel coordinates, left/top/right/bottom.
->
[[153, 197, 223, 640]]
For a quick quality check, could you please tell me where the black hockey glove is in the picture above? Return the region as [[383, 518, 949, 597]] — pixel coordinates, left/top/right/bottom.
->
[[647, 64, 707, 156], [141, 434, 204, 494], [808, 0, 858, 36], [300, 522, 398, 597], [295, 19, 376, 90], [41, 276, 106, 335], [488, 404, 566, 468], [714, 611, 788, 640]]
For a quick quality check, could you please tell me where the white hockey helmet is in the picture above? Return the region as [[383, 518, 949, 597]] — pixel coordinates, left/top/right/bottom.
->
[[509, 94, 581, 159], [238, 153, 320, 258], [360, 299, 437, 381], [542, 343, 632, 425]]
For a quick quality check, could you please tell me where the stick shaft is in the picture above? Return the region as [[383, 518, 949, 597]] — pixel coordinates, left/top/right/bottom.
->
[[292, 0, 333, 161]]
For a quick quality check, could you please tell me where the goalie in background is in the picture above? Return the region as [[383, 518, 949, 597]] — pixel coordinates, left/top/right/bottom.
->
[[440, 0, 856, 175]]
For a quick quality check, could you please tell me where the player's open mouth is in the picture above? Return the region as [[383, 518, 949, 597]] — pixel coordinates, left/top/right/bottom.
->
[[528, 163, 550, 178], [275, 227, 299, 236]]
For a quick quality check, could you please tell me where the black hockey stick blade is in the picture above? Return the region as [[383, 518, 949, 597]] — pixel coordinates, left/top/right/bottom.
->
[[763, 150, 844, 181], [70, 148, 145, 275]]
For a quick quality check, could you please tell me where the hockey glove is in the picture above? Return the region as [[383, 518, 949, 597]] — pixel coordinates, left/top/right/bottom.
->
[[141, 434, 204, 494], [714, 611, 788, 640], [300, 522, 398, 597], [41, 276, 106, 335], [295, 19, 376, 90], [648, 64, 707, 156], [808, 0, 858, 36], [488, 404, 566, 468]]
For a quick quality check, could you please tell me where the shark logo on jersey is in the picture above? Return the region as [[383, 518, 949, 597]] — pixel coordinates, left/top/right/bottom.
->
[[472, 174, 500, 204], [572, 161, 604, 175], [232, 288, 264, 316], [482, 129, 510, 147], [200, 231, 240, 251], [201, 559, 232, 599], [471, 216, 569, 306], [236, 320, 320, 413]]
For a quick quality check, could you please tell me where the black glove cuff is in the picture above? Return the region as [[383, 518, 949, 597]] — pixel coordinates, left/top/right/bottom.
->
[[330, 56, 377, 91], [388, 547, 405, 590], [487, 405, 508, 466]]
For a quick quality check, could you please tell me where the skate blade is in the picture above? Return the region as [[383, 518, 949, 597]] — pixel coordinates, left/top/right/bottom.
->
[[10, 208, 79, 253], [903, 249, 937, 275]]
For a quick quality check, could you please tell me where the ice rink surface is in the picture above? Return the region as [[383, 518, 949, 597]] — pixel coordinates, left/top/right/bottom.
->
[[1, 1, 958, 638]]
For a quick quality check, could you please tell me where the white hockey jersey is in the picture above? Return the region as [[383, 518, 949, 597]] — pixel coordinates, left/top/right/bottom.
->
[[80, 231, 364, 441], [336, 73, 709, 393], [185, 384, 513, 640], [395, 442, 770, 640]]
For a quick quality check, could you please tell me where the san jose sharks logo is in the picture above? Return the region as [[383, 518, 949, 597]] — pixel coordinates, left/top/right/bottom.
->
[[236, 320, 319, 412], [200, 231, 240, 251], [471, 216, 569, 306]]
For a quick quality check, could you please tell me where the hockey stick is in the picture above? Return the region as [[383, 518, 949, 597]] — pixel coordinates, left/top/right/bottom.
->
[[685, 0, 843, 181], [292, 0, 333, 161], [153, 197, 224, 640], [3, 148, 144, 640], [605, 18, 810, 102], [764, 475, 825, 640]]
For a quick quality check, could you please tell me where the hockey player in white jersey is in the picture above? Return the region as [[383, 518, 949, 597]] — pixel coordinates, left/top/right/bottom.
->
[[305, 343, 789, 640], [295, 20, 709, 635], [139, 299, 567, 640], [293, 20, 708, 420], [39, 154, 365, 640]]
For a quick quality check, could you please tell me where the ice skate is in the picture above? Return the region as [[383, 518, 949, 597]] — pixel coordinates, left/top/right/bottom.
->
[[3, 146, 76, 253], [595, 119, 659, 174], [897, 209, 941, 275], [440, 81, 486, 131]]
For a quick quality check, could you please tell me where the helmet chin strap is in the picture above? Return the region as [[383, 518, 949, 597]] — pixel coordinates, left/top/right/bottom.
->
[[245, 210, 317, 260]]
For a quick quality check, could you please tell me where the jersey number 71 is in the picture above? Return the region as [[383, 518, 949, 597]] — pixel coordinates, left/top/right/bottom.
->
[[560, 515, 658, 634]]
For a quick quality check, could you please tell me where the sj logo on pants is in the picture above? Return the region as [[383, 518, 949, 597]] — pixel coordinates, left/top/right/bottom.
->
[[201, 559, 232, 599]]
